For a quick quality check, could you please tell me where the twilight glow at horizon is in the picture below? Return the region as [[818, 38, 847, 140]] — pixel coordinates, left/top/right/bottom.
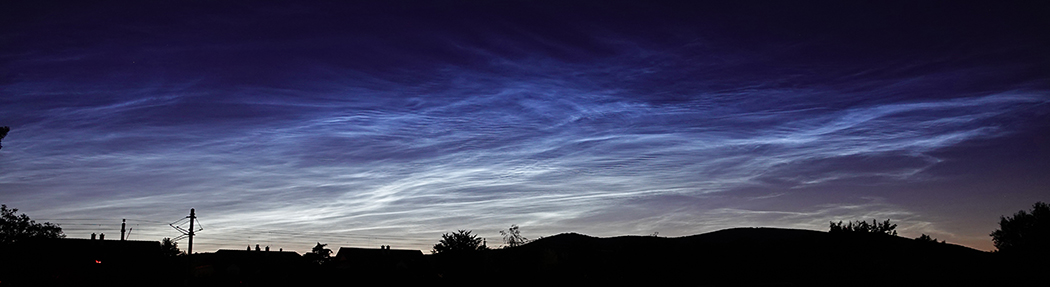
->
[[1, 1, 1048, 253]]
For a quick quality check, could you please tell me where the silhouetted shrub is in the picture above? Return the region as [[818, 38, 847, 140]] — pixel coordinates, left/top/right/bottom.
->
[[0, 126, 8, 150], [500, 225, 528, 248], [305, 242, 333, 265], [433, 230, 487, 253], [829, 219, 897, 236], [161, 237, 183, 256], [915, 234, 944, 243]]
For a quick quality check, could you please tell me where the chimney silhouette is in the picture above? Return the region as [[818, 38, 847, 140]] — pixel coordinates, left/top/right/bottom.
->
[[91, 233, 96, 240], [99, 233, 105, 240], [121, 219, 126, 241]]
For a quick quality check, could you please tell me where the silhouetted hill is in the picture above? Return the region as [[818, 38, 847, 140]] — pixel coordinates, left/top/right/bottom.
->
[[2, 229, 1034, 286], [457, 228, 1000, 286]]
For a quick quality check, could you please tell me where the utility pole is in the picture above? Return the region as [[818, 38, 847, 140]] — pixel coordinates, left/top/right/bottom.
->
[[188, 208, 195, 254], [169, 208, 202, 254]]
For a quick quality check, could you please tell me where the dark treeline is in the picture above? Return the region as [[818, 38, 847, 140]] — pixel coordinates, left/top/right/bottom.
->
[[0, 228, 1044, 286], [1, 203, 1047, 286]]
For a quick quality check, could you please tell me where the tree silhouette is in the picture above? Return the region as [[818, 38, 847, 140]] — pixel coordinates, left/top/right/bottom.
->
[[0, 204, 64, 244], [915, 234, 944, 244], [433, 230, 487, 253], [991, 201, 1049, 254], [305, 242, 333, 265], [160, 237, 182, 256], [314, 242, 333, 256], [829, 219, 897, 236], [500, 225, 528, 248], [312, 242, 332, 256], [0, 126, 8, 150]]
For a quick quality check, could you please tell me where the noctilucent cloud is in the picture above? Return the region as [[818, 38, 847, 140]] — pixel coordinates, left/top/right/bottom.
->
[[1, 1, 1048, 252]]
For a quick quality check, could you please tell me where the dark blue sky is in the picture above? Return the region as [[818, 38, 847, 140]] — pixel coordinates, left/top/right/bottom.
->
[[2, 1, 1048, 252]]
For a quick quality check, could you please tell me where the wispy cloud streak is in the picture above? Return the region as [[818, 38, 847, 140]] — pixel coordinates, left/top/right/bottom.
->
[[2, 1, 1047, 252]]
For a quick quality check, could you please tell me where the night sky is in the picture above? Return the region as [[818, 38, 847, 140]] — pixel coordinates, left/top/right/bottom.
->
[[2, 1, 1048, 253]]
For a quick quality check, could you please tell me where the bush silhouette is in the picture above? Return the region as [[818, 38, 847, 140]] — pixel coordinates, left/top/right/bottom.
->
[[991, 201, 1049, 254], [0, 126, 8, 150], [915, 234, 944, 244], [160, 237, 183, 256], [829, 219, 897, 236], [304, 242, 333, 265], [433, 230, 487, 253], [500, 225, 528, 248]]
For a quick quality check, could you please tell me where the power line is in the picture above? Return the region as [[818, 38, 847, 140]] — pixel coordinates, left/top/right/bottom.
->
[[39, 216, 444, 250], [56, 225, 435, 243], [169, 209, 202, 253]]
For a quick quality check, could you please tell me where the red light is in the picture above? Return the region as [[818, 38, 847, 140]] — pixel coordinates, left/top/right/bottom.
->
[[95, 260, 101, 264]]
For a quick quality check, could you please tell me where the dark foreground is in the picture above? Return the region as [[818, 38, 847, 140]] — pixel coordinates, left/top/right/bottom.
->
[[1, 228, 1044, 286]]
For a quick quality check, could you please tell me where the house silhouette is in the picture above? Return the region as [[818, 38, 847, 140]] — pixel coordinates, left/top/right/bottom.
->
[[332, 246, 430, 281], [0, 238, 165, 286], [185, 249, 306, 285]]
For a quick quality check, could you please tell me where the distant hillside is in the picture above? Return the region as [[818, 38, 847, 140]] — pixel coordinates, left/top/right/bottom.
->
[[435, 227, 1007, 286], [3, 228, 1033, 286]]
